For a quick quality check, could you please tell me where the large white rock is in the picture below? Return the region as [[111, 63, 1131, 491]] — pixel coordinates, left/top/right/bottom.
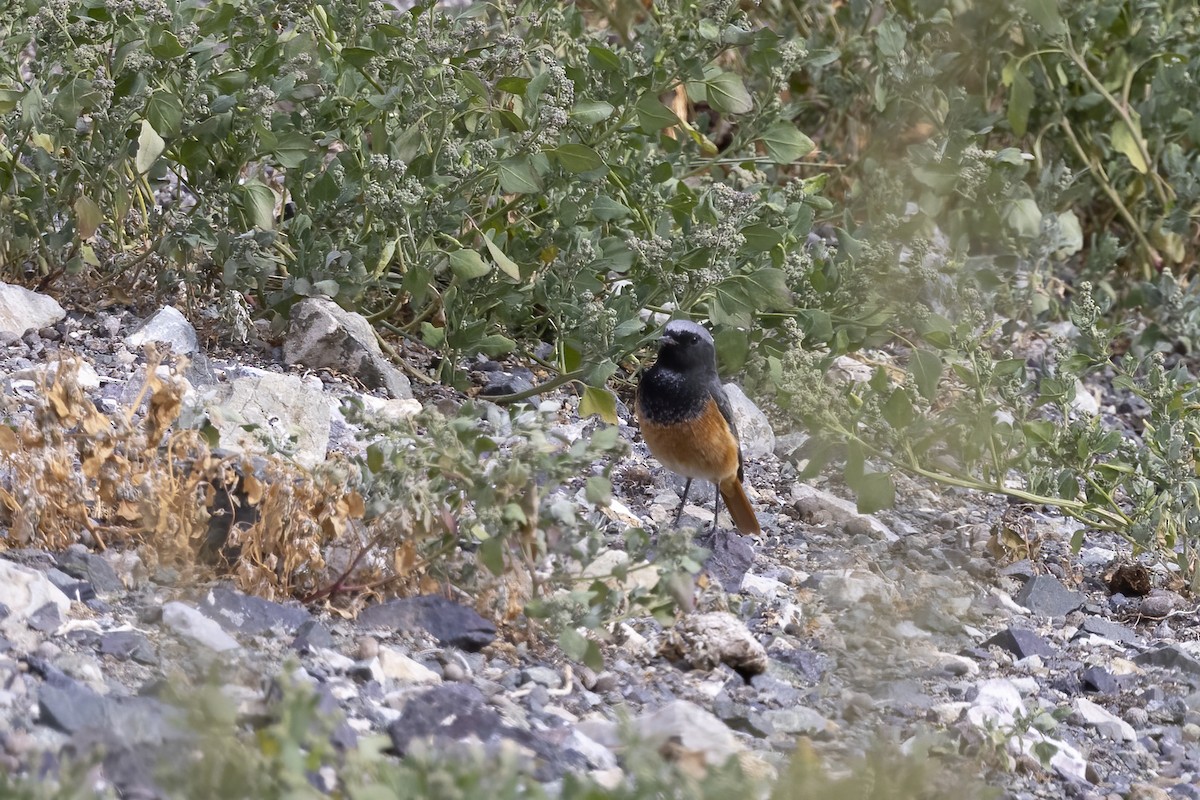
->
[[203, 367, 332, 468], [125, 306, 199, 355], [162, 601, 240, 652], [0, 283, 65, 335], [721, 383, 775, 459], [0, 561, 71, 633]]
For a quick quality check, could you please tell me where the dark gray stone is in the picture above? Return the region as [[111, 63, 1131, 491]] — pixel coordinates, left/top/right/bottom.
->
[[1080, 666, 1119, 695], [480, 374, 535, 397], [1134, 646, 1200, 678], [39, 680, 183, 746], [1000, 560, 1037, 580], [1014, 575, 1083, 617], [1077, 617, 1140, 645], [198, 585, 310, 636], [387, 684, 504, 755], [99, 631, 156, 664], [358, 596, 496, 651], [45, 568, 95, 602], [291, 619, 335, 652], [703, 529, 754, 593], [27, 602, 62, 633], [55, 549, 123, 595], [983, 627, 1056, 659]]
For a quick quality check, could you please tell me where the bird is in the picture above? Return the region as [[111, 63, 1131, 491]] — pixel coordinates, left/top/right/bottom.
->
[[635, 319, 761, 536]]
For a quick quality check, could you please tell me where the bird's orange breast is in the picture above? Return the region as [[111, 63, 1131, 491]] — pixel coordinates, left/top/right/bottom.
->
[[636, 397, 740, 482]]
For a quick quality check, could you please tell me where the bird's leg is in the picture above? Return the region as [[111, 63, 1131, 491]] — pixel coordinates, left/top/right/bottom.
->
[[711, 483, 722, 533], [673, 478, 693, 526]]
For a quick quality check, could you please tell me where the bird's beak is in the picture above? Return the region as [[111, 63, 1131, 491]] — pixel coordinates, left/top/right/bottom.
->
[[658, 334, 673, 347]]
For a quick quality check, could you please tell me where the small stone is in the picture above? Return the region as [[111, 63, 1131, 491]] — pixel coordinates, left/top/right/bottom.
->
[[740, 572, 786, 601], [0, 283, 66, 335], [1181, 722, 1200, 742], [1126, 784, 1172, 800], [659, 611, 767, 677], [284, 298, 411, 398], [1073, 698, 1136, 741], [386, 684, 504, 756], [591, 672, 619, 693], [480, 373, 535, 397], [634, 700, 742, 768], [1138, 590, 1181, 618], [376, 648, 441, 685], [26, 602, 62, 633], [792, 485, 897, 541], [125, 306, 198, 354], [162, 601, 241, 652], [1014, 575, 1083, 617], [291, 620, 335, 652], [983, 627, 1056, 659], [1076, 617, 1140, 645], [521, 666, 562, 688], [356, 636, 380, 661], [756, 707, 831, 736], [1080, 666, 1119, 695], [98, 631, 155, 663]]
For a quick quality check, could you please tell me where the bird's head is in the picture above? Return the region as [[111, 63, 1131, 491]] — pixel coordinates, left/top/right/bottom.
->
[[655, 319, 717, 374]]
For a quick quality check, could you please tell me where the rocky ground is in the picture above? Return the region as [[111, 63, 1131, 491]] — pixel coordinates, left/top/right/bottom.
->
[[1, 282, 1199, 799]]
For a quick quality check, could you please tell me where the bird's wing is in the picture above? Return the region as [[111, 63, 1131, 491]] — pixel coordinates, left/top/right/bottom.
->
[[709, 378, 746, 482]]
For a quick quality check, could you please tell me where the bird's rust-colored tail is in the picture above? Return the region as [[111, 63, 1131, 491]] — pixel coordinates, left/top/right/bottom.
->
[[719, 477, 760, 535]]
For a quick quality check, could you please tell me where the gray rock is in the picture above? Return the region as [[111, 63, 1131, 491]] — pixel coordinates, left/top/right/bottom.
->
[[0, 560, 71, 631], [376, 647, 441, 685], [45, 569, 94, 603], [754, 707, 830, 736], [721, 384, 775, 458], [773, 431, 810, 463], [56, 548, 124, 595], [162, 601, 241, 652], [1014, 575, 1083, 617], [1076, 617, 1139, 645], [634, 700, 742, 768], [357, 595, 495, 651], [205, 367, 331, 468], [284, 298, 412, 399], [39, 679, 183, 746], [1073, 697, 1136, 741], [1134, 646, 1200, 678], [521, 666, 562, 688], [98, 631, 156, 664], [792, 484, 897, 541], [386, 684, 505, 755], [704, 530, 754, 593], [26, 603, 62, 633], [1080, 666, 1119, 695], [291, 620, 335, 652], [0, 283, 66, 336], [124, 306, 198, 355], [198, 585, 310, 636], [480, 373, 535, 397], [983, 627, 1056, 659], [1139, 589, 1184, 618], [659, 611, 767, 676]]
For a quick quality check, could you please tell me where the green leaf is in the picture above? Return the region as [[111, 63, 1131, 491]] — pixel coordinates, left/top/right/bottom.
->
[[1006, 198, 1043, 239], [704, 71, 753, 115], [1111, 116, 1149, 174], [634, 94, 680, 131], [911, 350, 942, 400], [854, 471, 895, 514], [73, 195, 102, 239], [882, 390, 915, 428], [579, 386, 618, 424], [420, 322, 445, 348], [449, 249, 491, 280], [758, 122, 816, 164], [0, 89, 21, 114], [477, 334, 516, 357], [558, 628, 603, 670], [480, 537, 505, 575], [591, 195, 630, 221], [497, 157, 542, 193], [135, 119, 165, 174], [312, 279, 339, 297], [585, 476, 612, 505], [270, 131, 315, 169], [551, 143, 606, 174], [146, 91, 183, 137], [239, 180, 276, 230], [875, 18, 907, 58], [1006, 67, 1034, 137], [1023, 0, 1067, 35], [571, 100, 614, 125], [482, 232, 522, 280], [148, 28, 186, 58], [53, 79, 100, 122]]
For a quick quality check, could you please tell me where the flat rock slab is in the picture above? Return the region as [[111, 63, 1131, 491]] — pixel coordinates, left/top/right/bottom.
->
[[357, 595, 496, 651], [1014, 575, 1083, 617], [983, 627, 1057, 659], [1133, 645, 1200, 678], [56, 549, 124, 595], [39, 679, 184, 747], [387, 684, 505, 755], [198, 585, 311, 636], [124, 306, 198, 355], [206, 367, 331, 468], [0, 283, 65, 336]]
